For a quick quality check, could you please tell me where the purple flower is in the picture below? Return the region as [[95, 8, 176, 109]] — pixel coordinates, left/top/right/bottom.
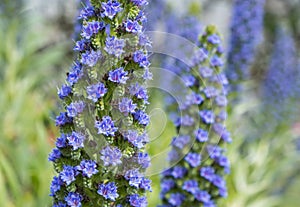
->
[[81, 50, 101, 67], [55, 112, 73, 126], [129, 194, 148, 207], [211, 56, 223, 67], [133, 110, 150, 126], [65, 192, 82, 207], [171, 166, 187, 179], [194, 190, 211, 203], [125, 169, 143, 188], [67, 62, 83, 85], [203, 86, 218, 98], [171, 135, 190, 149], [95, 116, 118, 136], [97, 182, 119, 201], [123, 130, 148, 148], [81, 20, 105, 39], [58, 85, 72, 99], [168, 193, 185, 206], [108, 67, 128, 84], [199, 110, 215, 124], [60, 166, 77, 185], [87, 82, 107, 102], [200, 166, 215, 182], [186, 92, 203, 105], [194, 128, 209, 142], [215, 95, 227, 107], [104, 36, 125, 57], [182, 74, 196, 87], [78, 6, 95, 20], [185, 152, 201, 167], [56, 134, 67, 148], [101, 0, 123, 19], [133, 50, 150, 68], [66, 101, 85, 118], [100, 146, 122, 166], [125, 19, 142, 33], [140, 177, 152, 191], [138, 152, 151, 168], [48, 148, 61, 162], [131, 0, 148, 6], [207, 145, 222, 160], [207, 34, 221, 45], [199, 67, 214, 78], [119, 98, 137, 114], [50, 176, 63, 196], [77, 160, 98, 178], [74, 39, 90, 52], [161, 179, 175, 194], [67, 131, 85, 150], [212, 175, 226, 189], [191, 48, 207, 66], [182, 180, 198, 194]]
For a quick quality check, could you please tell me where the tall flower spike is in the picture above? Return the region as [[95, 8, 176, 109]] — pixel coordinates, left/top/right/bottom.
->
[[159, 26, 231, 207], [262, 27, 298, 130], [49, 1, 152, 206], [226, 0, 265, 83]]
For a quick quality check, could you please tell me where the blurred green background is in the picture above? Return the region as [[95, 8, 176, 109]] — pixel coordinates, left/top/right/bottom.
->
[[0, 0, 300, 206]]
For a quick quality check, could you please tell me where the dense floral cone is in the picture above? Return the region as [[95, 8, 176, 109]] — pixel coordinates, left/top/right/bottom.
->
[[226, 0, 265, 83], [49, 1, 152, 206], [159, 26, 231, 207]]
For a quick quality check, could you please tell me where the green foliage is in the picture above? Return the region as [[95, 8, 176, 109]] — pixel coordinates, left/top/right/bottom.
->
[[0, 11, 67, 207]]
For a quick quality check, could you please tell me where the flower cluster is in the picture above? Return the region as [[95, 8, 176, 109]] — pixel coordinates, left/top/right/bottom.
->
[[159, 26, 231, 207], [262, 28, 298, 129], [226, 0, 266, 82], [49, 0, 152, 206]]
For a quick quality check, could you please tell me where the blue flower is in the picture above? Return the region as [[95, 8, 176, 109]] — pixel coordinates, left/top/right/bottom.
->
[[48, 148, 61, 162], [56, 134, 67, 148], [100, 146, 122, 166], [207, 34, 221, 45], [137, 152, 151, 168], [203, 86, 218, 98], [212, 174, 226, 189], [131, 0, 148, 6], [95, 116, 118, 136], [171, 135, 190, 149], [194, 190, 211, 203], [194, 128, 209, 142], [78, 6, 95, 20], [66, 101, 85, 118], [108, 67, 128, 84], [215, 95, 227, 107], [171, 166, 187, 179], [60, 166, 77, 185], [53, 202, 67, 207], [125, 169, 143, 188], [199, 67, 214, 78], [161, 179, 175, 194], [184, 153, 201, 167], [67, 62, 83, 85], [74, 39, 90, 52], [200, 166, 215, 182], [182, 180, 198, 194], [140, 177, 152, 191], [199, 110, 215, 124], [168, 193, 185, 206], [129, 194, 148, 207], [55, 112, 73, 126], [133, 50, 150, 68], [123, 130, 148, 148], [97, 182, 119, 201], [81, 20, 105, 39], [101, 0, 123, 19], [65, 192, 82, 207], [118, 98, 137, 115], [81, 50, 101, 67], [67, 131, 85, 150], [182, 75, 196, 87], [77, 160, 98, 178], [50, 176, 63, 196], [104, 36, 125, 57], [124, 19, 142, 33], [86, 82, 107, 102], [58, 85, 72, 99], [133, 110, 150, 125]]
